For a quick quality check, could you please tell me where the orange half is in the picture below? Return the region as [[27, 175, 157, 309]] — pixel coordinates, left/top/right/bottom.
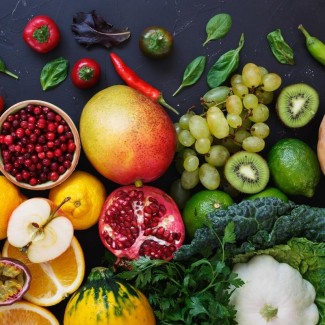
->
[[0, 300, 60, 325], [2, 236, 85, 306]]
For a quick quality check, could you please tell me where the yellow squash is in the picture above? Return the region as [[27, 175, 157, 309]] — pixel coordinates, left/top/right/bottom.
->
[[63, 267, 156, 325]]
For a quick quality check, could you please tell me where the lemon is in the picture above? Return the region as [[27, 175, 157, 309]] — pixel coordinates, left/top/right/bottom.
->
[[182, 190, 234, 238], [244, 187, 289, 202], [0, 176, 26, 240], [268, 138, 321, 197], [49, 171, 107, 230]]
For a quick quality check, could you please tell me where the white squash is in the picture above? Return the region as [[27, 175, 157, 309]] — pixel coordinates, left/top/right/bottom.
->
[[230, 255, 319, 325]]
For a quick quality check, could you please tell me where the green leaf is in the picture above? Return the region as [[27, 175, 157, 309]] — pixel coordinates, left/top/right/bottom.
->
[[267, 29, 295, 65], [40, 57, 69, 91], [207, 33, 244, 88], [223, 221, 236, 245], [203, 13, 232, 46], [173, 55, 206, 96], [189, 296, 209, 317]]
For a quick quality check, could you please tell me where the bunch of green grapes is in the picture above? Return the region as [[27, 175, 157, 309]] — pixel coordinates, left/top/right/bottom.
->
[[174, 62, 282, 191]]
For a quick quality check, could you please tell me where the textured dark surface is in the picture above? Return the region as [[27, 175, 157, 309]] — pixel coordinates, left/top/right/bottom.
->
[[0, 0, 324, 322]]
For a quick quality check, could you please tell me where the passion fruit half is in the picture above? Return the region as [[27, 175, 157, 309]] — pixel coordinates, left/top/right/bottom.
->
[[0, 257, 31, 306]]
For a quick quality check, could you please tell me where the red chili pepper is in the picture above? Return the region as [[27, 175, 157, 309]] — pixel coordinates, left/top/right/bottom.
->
[[109, 52, 179, 115], [23, 15, 60, 53], [0, 95, 4, 114]]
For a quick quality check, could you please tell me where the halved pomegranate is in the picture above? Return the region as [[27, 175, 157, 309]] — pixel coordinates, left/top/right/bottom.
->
[[98, 185, 185, 262]]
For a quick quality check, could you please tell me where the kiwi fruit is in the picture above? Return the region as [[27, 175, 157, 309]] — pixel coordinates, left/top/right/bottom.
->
[[276, 83, 319, 128], [224, 151, 270, 194]]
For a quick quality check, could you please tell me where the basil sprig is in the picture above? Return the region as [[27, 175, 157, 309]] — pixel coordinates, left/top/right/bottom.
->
[[267, 29, 295, 65], [207, 33, 245, 88], [203, 13, 232, 47], [40, 57, 69, 91], [173, 55, 206, 96]]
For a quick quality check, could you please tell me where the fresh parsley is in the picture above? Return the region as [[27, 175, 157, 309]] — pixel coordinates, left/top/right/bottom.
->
[[116, 222, 244, 324]]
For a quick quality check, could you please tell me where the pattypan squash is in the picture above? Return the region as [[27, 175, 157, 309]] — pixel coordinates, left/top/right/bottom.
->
[[230, 255, 319, 325]]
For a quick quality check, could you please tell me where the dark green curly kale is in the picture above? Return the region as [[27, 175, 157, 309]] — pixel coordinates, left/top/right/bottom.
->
[[174, 198, 325, 261]]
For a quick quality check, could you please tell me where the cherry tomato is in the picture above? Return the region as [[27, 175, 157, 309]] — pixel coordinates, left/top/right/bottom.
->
[[23, 15, 60, 54], [71, 58, 101, 89], [139, 26, 174, 59], [0, 96, 4, 114]]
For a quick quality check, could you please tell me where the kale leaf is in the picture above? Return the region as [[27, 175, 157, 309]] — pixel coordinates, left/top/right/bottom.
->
[[71, 10, 131, 48], [174, 198, 325, 261]]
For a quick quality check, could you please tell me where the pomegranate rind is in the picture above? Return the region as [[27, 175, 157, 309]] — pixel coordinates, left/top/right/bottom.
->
[[98, 185, 185, 262], [0, 257, 31, 306]]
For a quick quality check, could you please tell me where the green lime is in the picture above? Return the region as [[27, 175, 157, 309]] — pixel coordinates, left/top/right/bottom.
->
[[182, 190, 234, 238], [244, 187, 289, 202], [268, 138, 321, 197]]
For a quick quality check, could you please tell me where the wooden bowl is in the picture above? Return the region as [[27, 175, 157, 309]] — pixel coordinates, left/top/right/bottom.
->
[[0, 100, 80, 190]]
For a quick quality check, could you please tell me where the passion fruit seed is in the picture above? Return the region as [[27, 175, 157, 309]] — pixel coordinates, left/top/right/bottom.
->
[[0, 104, 76, 186], [0, 258, 31, 306]]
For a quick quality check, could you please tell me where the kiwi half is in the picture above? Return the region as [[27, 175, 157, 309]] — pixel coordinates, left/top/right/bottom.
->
[[276, 83, 319, 128], [224, 151, 270, 194]]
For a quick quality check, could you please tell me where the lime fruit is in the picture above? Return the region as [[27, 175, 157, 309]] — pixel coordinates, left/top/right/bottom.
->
[[244, 187, 289, 202], [182, 190, 234, 238], [268, 138, 321, 197]]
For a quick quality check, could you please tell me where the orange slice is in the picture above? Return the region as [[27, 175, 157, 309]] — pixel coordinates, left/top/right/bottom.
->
[[0, 300, 60, 324], [2, 236, 85, 306]]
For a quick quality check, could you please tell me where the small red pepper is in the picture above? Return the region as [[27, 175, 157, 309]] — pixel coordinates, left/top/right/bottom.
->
[[71, 58, 101, 89], [23, 15, 60, 53], [109, 52, 179, 115]]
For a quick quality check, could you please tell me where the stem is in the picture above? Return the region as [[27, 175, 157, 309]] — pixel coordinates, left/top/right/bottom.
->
[[172, 84, 183, 97], [298, 24, 311, 39], [4, 69, 19, 79], [158, 96, 179, 115]]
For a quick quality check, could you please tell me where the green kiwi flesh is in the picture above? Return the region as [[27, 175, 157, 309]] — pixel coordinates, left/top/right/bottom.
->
[[276, 83, 319, 128], [224, 151, 270, 194]]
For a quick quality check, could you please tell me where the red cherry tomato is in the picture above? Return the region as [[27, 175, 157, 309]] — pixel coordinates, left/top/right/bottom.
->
[[23, 15, 60, 53], [71, 58, 101, 89]]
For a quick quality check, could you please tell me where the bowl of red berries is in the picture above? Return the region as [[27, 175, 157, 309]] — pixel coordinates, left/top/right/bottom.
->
[[0, 100, 80, 190]]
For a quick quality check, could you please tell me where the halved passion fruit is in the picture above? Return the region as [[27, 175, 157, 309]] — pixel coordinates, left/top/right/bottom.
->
[[0, 257, 31, 306]]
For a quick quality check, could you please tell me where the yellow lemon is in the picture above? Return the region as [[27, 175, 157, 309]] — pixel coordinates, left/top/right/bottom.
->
[[49, 171, 107, 230], [0, 176, 26, 240]]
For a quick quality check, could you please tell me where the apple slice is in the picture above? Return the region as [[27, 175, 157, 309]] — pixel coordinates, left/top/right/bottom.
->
[[7, 197, 73, 263]]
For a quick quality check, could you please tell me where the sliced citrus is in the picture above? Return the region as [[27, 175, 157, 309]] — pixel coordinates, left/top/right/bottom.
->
[[0, 300, 60, 325], [2, 236, 85, 306], [48, 170, 107, 230]]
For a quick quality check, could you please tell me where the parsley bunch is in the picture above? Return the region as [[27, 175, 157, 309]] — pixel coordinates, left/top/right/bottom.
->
[[116, 222, 244, 325]]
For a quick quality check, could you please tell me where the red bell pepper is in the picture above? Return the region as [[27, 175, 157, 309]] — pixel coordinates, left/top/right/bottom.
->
[[23, 15, 60, 53]]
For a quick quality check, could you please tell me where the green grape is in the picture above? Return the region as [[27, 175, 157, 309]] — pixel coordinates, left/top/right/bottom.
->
[[182, 148, 197, 158], [169, 179, 191, 210], [174, 122, 182, 134], [241, 62, 262, 88], [258, 66, 268, 76], [183, 155, 200, 172], [202, 86, 230, 108], [234, 128, 251, 144], [261, 73, 282, 92], [249, 103, 269, 123], [188, 115, 210, 139], [240, 111, 253, 129], [255, 87, 274, 105], [230, 73, 243, 86], [221, 137, 242, 153], [175, 150, 185, 174], [250, 122, 270, 139], [226, 113, 242, 128], [178, 129, 195, 147], [199, 163, 221, 190], [242, 136, 265, 152], [181, 169, 200, 189], [242, 93, 259, 109], [195, 138, 211, 154], [179, 111, 195, 129], [205, 144, 230, 167], [206, 106, 229, 139], [226, 94, 243, 115], [232, 83, 249, 98]]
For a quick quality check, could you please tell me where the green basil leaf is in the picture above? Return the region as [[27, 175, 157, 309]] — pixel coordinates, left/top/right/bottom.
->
[[173, 55, 206, 96], [40, 57, 69, 91], [203, 13, 232, 47], [267, 29, 295, 65], [207, 33, 244, 88]]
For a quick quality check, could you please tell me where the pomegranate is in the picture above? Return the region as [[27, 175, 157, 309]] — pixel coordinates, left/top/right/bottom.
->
[[79, 85, 177, 185], [98, 185, 185, 262]]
